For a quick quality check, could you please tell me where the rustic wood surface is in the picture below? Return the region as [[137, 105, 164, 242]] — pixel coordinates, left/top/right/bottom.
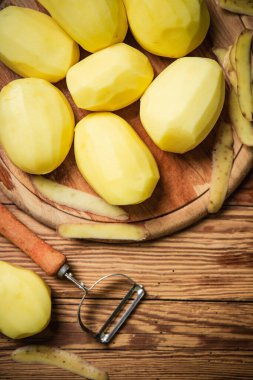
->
[[0, 0, 253, 379], [0, 171, 253, 379]]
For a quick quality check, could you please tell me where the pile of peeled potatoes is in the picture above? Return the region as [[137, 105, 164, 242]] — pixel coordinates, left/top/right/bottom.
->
[[0, 0, 227, 206]]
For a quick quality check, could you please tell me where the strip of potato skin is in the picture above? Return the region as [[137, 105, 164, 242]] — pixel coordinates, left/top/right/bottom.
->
[[229, 43, 236, 71], [229, 89, 253, 146], [32, 175, 128, 221], [208, 122, 234, 213], [217, 0, 253, 16], [212, 47, 227, 65], [58, 222, 148, 241], [213, 43, 253, 146], [213, 46, 238, 91], [12, 345, 109, 380], [235, 29, 253, 121]]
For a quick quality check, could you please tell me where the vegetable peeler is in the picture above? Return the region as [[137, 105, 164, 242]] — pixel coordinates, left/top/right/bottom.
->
[[0, 204, 145, 344]]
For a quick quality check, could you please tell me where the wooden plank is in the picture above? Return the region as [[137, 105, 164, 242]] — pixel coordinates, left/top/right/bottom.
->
[[1, 203, 252, 300], [1, 300, 253, 350]]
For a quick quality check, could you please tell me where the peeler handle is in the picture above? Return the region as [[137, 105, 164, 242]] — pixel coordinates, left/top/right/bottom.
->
[[0, 204, 66, 276]]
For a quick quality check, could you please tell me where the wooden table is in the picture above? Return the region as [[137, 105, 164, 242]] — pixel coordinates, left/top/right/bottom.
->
[[0, 170, 253, 379]]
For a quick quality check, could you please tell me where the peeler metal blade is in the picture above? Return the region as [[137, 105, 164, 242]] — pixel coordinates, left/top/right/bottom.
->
[[95, 283, 145, 344], [74, 273, 145, 344]]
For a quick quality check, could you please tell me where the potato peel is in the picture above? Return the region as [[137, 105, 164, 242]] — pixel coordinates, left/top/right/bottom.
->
[[12, 345, 109, 380], [229, 89, 253, 146], [208, 122, 234, 213], [235, 29, 253, 121], [229, 43, 236, 71], [58, 222, 149, 241], [213, 46, 238, 91], [217, 0, 253, 16], [212, 47, 227, 65], [32, 175, 128, 221], [213, 34, 253, 147]]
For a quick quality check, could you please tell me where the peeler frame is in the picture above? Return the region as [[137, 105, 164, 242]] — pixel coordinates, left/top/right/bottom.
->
[[58, 265, 145, 344]]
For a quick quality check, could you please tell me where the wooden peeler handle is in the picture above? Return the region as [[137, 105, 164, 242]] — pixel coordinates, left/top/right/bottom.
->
[[0, 204, 66, 276]]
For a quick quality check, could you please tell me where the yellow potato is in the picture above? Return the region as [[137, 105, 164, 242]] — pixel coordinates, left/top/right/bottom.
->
[[74, 113, 160, 205], [140, 57, 225, 153], [123, 0, 210, 58], [38, 0, 128, 53], [0, 6, 79, 82], [0, 261, 51, 339], [66, 43, 154, 111], [0, 78, 74, 174]]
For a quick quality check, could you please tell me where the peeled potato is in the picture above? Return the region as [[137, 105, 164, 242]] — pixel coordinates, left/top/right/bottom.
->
[[0, 6, 79, 82], [0, 261, 51, 339], [0, 78, 74, 174], [74, 113, 160, 205], [140, 57, 225, 153], [66, 43, 154, 111], [123, 0, 210, 58], [38, 0, 128, 53]]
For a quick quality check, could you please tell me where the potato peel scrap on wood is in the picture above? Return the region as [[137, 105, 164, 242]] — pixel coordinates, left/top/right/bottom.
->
[[208, 122, 234, 213], [12, 345, 109, 380], [217, 0, 253, 16]]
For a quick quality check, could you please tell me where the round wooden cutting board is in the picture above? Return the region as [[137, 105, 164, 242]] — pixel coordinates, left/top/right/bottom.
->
[[0, 0, 253, 242]]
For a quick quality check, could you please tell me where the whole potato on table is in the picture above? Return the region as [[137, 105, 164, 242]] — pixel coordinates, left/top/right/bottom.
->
[[0, 261, 51, 339]]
